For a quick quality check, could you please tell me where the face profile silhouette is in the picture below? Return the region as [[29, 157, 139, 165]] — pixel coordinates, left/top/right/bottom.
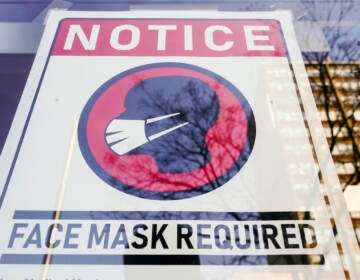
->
[[105, 75, 220, 173]]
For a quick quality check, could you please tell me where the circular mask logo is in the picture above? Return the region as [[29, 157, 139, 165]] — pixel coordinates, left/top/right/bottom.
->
[[78, 63, 255, 200]]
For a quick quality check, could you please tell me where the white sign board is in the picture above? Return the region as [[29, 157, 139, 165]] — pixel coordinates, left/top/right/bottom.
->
[[0, 10, 348, 279]]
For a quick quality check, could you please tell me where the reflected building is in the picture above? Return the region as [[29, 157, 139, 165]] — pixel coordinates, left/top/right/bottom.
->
[[263, 60, 359, 277], [306, 62, 360, 279]]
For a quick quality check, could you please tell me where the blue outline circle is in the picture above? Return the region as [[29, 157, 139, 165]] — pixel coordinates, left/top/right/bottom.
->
[[78, 62, 256, 200]]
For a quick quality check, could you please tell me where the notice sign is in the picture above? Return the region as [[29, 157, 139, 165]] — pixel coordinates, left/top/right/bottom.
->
[[0, 11, 345, 279]]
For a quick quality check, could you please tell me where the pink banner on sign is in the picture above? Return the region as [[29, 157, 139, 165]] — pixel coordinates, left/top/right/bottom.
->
[[52, 19, 286, 57]]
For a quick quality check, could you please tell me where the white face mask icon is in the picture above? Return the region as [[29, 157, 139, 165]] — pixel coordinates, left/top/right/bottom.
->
[[102, 74, 220, 175], [105, 112, 189, 156]]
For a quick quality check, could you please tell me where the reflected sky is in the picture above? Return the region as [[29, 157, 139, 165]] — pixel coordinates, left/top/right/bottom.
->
[[0, 1, 359, 61]]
